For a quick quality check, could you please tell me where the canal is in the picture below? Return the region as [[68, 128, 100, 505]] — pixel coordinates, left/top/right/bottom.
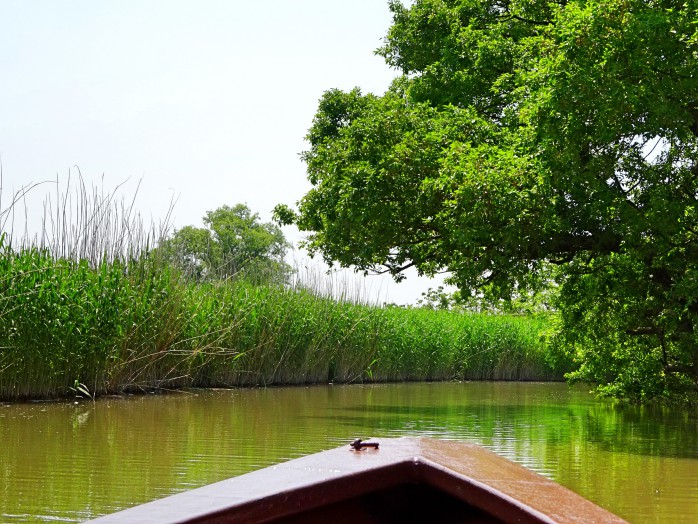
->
[[1, 382, 696, 522]]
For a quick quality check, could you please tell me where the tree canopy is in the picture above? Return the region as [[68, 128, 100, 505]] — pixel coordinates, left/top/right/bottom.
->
[[161, 203, 290, 283], [276, 0, 698, 402]]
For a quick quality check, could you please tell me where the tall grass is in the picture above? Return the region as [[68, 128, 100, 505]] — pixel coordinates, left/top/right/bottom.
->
[[0, 177, 566, 400]]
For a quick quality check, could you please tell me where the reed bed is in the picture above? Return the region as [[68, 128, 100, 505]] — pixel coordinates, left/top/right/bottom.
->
[[0, 178, 565, 400], [0, 248, 563, 400]]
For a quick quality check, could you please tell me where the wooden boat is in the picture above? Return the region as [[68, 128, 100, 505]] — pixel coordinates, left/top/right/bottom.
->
[[88, 437, 627, 523]]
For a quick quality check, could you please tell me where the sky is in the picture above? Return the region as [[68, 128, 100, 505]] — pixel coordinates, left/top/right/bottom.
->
[[0, 0, 445, 304]]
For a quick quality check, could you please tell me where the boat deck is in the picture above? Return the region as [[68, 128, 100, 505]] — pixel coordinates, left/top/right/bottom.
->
[[88, 437, 627, 523]]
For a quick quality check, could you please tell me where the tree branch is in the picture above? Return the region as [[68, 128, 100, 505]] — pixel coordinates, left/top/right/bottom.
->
[[372, 260, 417, 276]]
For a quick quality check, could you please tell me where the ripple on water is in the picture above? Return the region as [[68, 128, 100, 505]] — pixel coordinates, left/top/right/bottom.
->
[[0, 382, 696, 523]]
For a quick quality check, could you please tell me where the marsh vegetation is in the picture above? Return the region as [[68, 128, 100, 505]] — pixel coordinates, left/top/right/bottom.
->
[[0, 179, 561, 400]]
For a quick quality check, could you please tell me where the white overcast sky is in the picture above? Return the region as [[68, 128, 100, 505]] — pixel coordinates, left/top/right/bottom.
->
[[0, 0, 446, 304]]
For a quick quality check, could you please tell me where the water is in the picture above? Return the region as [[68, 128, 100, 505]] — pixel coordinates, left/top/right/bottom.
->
[[0, 382, 696, 523]]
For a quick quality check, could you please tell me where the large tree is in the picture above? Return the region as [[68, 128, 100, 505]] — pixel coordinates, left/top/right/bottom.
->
[[276, 0, 698, 401]]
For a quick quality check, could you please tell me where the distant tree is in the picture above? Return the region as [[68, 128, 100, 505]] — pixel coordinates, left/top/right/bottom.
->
[[159, 225, 217, 280], [162, 204, 291, 283], [276, 0, 698, 402], [418, 279, 558, 315]]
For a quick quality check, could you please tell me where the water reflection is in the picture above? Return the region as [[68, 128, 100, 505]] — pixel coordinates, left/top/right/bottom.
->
[[1, 382, 696, 523]]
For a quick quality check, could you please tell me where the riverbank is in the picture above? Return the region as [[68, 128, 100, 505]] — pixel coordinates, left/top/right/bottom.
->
[[0, 246, 566, 401]]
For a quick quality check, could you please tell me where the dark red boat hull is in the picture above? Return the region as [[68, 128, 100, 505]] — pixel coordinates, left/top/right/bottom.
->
[[88, 437, 627, 523]]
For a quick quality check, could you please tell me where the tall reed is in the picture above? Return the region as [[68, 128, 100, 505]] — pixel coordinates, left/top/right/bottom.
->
[[0, 177, 566, 400]]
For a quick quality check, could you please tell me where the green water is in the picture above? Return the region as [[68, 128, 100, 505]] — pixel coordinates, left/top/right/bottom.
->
[[0, 382, 696, 523]]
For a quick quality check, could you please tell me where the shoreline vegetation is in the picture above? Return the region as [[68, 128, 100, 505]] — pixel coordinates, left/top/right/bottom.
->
[[0, 179, 566, 402]]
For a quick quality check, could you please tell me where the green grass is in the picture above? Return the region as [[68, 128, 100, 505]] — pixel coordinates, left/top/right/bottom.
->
[[0, 178, 567, 400], [0, 246, 564, 400]]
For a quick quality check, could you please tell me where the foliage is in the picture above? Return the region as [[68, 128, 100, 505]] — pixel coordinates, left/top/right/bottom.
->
[[0, 175, 566, 400], [160, 203, 291, 283], [277, 0, 698, 402], [0, 245, 562, 400], [418, 267, 558, 314]]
